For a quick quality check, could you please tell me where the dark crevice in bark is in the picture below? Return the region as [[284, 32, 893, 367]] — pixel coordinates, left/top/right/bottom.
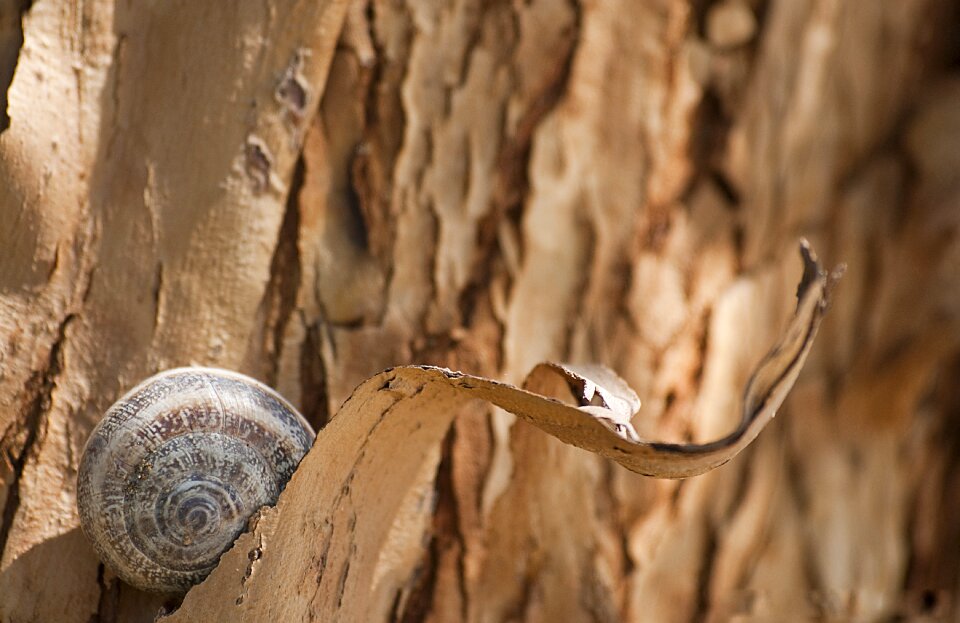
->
[[0, 0, 32, 132], [344, 147, 373, 253], [300, 319, 330, 430], [394, 426, 462, 623], [335, 546, 356, 610], [598, 460, 635, 601], [690, 525, 718, 623], [710, 170, 741, 208], [151, 261, 163, 338], [270, 156, 305, 383], [688, 88, 734, 197], [750, 0, 772, 53], [782, 428, 827, 615], [459, 0, 580, 328], [783, 438, 810, 521], [690, 308, 712, 392], [418, 193, 441, 349], [249, 156, 304, 387], [392, 559, 433, 623], [445, 428, 470, 622], [669, 479, 687, 512], [578, 544, 621, 623], [0, 312, 73, 558], [689, 0, 713, 40], [719, 453, 755, 527], [641, 207, 673, 254], [455, 3, 486, 92], [348, 1, 411, 273], [563, 208, 597, 359], [509, 567, 538, 622], [89, 563, 120, 623]]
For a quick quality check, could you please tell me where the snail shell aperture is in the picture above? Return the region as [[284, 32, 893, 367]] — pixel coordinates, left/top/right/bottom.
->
[[76, 367, 315, 593]]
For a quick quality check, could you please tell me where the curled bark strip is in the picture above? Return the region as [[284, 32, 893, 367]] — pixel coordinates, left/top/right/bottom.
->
[[390, 241, 835, 479], [167, 242, 839, 621]]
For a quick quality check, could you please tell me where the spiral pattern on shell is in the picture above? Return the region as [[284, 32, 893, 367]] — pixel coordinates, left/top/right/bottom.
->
[[77, 368, 315, 593]]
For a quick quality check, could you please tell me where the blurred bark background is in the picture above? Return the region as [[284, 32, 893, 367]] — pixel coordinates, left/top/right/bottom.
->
[[1, 0, 959, 621]]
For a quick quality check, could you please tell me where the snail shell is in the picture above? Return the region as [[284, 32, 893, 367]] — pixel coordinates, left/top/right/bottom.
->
[[76, 367, 315, 593]]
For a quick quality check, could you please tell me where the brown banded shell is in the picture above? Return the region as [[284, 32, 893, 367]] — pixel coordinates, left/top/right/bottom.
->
[[76, 367, 315, 593]]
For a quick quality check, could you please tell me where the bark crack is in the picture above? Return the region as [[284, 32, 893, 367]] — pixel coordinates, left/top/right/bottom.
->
[[90, 563, 120, 623], [299, 316, 330, 430], [247, 155, 304, 386], [234, 531, 264, 606], [0, 312, 74, 558], [151, 261, 163, 338], [0, 0, 33, 132], [465, 0, 580, 317], [393, 424, 467, 623], [690, 522, 718, 623]]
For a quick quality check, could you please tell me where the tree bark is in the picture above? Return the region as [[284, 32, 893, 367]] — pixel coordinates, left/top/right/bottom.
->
[[1, 0, 958, 621]]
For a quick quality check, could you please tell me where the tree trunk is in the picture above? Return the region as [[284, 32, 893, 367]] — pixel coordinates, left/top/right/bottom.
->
[[1, 0, 958, 621]]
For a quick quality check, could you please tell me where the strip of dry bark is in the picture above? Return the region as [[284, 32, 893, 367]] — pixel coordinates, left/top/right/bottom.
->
[[166, 243, 837, 621]]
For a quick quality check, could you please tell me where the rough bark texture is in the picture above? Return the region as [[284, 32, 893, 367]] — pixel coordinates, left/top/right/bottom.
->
[[0, 0, 958, 621]]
